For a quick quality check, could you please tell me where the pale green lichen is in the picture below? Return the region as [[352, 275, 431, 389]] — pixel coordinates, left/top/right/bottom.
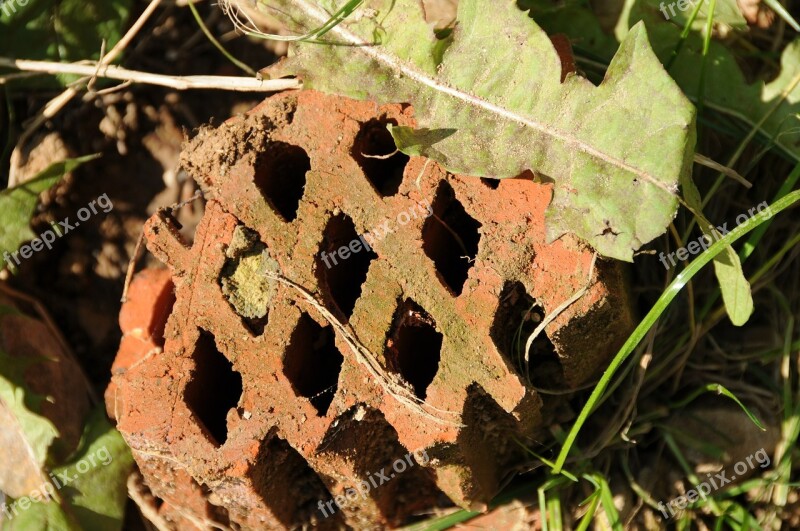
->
[[220, 226, 279, 319]]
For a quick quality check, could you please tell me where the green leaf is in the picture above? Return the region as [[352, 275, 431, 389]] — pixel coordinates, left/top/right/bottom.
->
[[3, 407, 134, 531], [0, 155, 99, 266], [0, 0, 132, 88], [680, 172, 753, 325], [670, 383, 766, 430], [268, 0, 696, 261], [526, 0, 784, 322], [583, 473, 622, 531], [0, 348, 59, 471], [2, 501, 77, 531], [530, 0, 800, 163], [709, 247, 753, 326], [387, 125, 456, 163]]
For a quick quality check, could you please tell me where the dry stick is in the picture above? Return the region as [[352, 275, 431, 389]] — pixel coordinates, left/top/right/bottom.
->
[[128, 471, 233, 531], [8, 0, 165, 186], [414, 158, 432, 190], [86, 39, 108, 94], [693, 153, 752, 188], [609, 330, 657, 447], [0, 58, 301, 92], [87, 79, 134, 98], [0, 71, 44, 84], [361, 149, 399, 159], [121, 231, 146, 304], [8, 88, 77, 187], [127, 473, 172, 531], [553, 341, 654, 469], [262, 270, 463, 426]]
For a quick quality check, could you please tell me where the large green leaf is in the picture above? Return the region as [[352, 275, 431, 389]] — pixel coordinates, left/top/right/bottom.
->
[[0, 0, 132, 87], [527, 0, 776, 324], [0, 155, 99, 267], [267, 0, 696, 261], [530, 0, 800, 162], [3, 407, 134, 531]]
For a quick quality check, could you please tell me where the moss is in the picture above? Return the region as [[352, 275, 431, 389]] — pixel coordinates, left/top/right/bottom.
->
[[219, 226, 279, 319]]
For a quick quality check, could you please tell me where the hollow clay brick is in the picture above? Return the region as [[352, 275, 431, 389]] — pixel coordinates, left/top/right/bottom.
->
[[108, 90, 634, 529]]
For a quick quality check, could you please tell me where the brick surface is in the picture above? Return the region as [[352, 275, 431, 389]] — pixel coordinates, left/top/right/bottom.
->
[[108, 90, 634, 529]]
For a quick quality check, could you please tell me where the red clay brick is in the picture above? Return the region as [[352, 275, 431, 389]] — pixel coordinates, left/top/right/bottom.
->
[[108, 90, 634, 529]]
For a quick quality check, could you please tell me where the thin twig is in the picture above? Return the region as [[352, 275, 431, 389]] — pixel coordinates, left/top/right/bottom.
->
[[361, 149, 399, 159], [8, 0, 165, 186], [0, 71, 45, 84], [262, 270, 462, 426], [121, 231, 146, 304], [127, 473, 172, 531], [121, 191, 203, 303], [187, 0, 258, 76], [693, 153, 752, 189], [86, 79, 134, 98], [0, 58, 301, 92]]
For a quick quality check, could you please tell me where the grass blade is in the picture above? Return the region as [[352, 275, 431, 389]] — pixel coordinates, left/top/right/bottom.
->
[[553, 189, 800, 473], [669, 383, 766, 430]]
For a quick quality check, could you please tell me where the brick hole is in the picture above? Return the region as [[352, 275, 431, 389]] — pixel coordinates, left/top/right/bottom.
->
[[385, 299, 442, 400], [150, 278, 175, 348], [318, 213, 376, 319], [422, 180, 482, 296], [283, 313, 343, 416], [250, 434, 342, 528], [480, 177, 500, 189], [490, 281, 566, 388], [242, 315, 268, 336], [184, 330, 243, 445], [253, 141, 310, 221], [352, 118, 410, 197], [319, 406, 453, 525], [459, 383, 524, 486]]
